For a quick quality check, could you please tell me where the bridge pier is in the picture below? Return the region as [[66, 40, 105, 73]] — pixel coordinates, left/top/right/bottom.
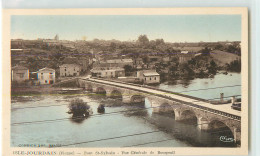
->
[[197, 117, 209, 130], [106, 89, 113, 97], [233, 128, 241, 144], [122, 95, 131, 103], [174, 110, 182, 121], [92, 86, 98, 93], [148, 100, 160, 113]]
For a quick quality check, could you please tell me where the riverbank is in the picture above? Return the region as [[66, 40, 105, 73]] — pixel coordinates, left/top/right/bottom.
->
[[11, 86, 83, 96]]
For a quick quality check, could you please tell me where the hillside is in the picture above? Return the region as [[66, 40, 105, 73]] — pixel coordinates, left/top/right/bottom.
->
[[210, 50, 240, 66]]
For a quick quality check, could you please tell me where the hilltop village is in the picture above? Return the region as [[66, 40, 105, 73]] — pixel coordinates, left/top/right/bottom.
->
[[11, 35, 241, 86]]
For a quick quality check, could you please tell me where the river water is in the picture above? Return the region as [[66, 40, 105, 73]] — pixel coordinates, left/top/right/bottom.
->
[[11, 73, 241, 147]]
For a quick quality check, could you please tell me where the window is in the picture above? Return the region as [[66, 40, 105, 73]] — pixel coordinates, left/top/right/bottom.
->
[[154, 77, 156, 80], [150, 77, 151, 80], [106, 72, 107, 75], [65, 69, 66, 71]]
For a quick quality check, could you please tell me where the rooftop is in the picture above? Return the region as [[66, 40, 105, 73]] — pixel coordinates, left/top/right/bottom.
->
[[12, 65, 28, 70], [37, 67, 55, 73], [143, 72, 160, 76]]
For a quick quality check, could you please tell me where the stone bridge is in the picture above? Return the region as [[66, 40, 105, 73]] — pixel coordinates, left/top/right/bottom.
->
[[77, 78, 241, 144]]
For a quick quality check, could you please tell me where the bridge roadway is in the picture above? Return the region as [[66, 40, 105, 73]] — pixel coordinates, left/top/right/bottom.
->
[[84, 77, 241, 120]]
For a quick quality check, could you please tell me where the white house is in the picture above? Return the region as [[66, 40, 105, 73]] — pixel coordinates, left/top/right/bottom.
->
[[37, 67, 55, 85]]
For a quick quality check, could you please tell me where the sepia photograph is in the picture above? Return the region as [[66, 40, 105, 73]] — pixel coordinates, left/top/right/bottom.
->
[[2, 8, 248, 155]]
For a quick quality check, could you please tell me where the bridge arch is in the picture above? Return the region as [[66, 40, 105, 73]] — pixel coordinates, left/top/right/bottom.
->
[[178, 109, 197, 123], [207, 119, 236, 142], [110, 90, 123, 100], [158, 103, 175, 117], [95, 87, 107, 96], [208, 120, 233, 133], [85, 84, 93, 92], [130, 95, 145, 104]]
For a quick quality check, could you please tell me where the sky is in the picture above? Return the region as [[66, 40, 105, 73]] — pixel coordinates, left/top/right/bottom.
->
[[11, 15, 241, 42]]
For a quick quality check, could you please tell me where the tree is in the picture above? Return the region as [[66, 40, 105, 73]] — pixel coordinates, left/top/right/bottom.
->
[[137, 35, 149, 46], [214, 44, 224, 50], [68, 98, 91, 118], [226, 59, 241, 72], [227, 45, 241, 56], [155, 39, 165, 46], [142, 55, 149, 64], [110, 42, 117, 51], [201, 47, 211, 55], [124, 65, 134, 76], [208, 60, 217, 74]]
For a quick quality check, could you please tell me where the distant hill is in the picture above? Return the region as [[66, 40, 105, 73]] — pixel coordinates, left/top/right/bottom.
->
[[210, 50, 240, 66]]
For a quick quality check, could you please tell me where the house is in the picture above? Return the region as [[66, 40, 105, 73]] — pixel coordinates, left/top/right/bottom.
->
[[11, 66, 29, 82], [137, 70, 160, 84], [37, 67, 55, 85], [59, 64, 81, 77], [90, 67, 125, 78]]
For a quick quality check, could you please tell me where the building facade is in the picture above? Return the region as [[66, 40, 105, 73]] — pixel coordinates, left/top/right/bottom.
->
[[91, 67, 125, 78], [137, 70, 160, 84], [37, 68, 55, 85], [11, 66, 29, 82], [60, 64, 81, 77]]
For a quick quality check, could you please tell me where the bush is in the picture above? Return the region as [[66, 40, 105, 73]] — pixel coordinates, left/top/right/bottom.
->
[[68, 98, 90, 118], [226, 59, 241, 72]]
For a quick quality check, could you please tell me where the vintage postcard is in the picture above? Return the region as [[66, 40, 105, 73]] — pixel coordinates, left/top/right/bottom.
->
[[2, 8, 248, 155]]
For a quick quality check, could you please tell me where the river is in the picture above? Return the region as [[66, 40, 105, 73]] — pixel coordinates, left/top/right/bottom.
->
[[11, 73, 240, 147]]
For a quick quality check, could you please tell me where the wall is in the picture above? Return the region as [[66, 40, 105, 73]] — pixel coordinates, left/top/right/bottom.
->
[[37, 72, 55, 84], [60, 65, 81, 77], [11, 69, 29, 82]]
